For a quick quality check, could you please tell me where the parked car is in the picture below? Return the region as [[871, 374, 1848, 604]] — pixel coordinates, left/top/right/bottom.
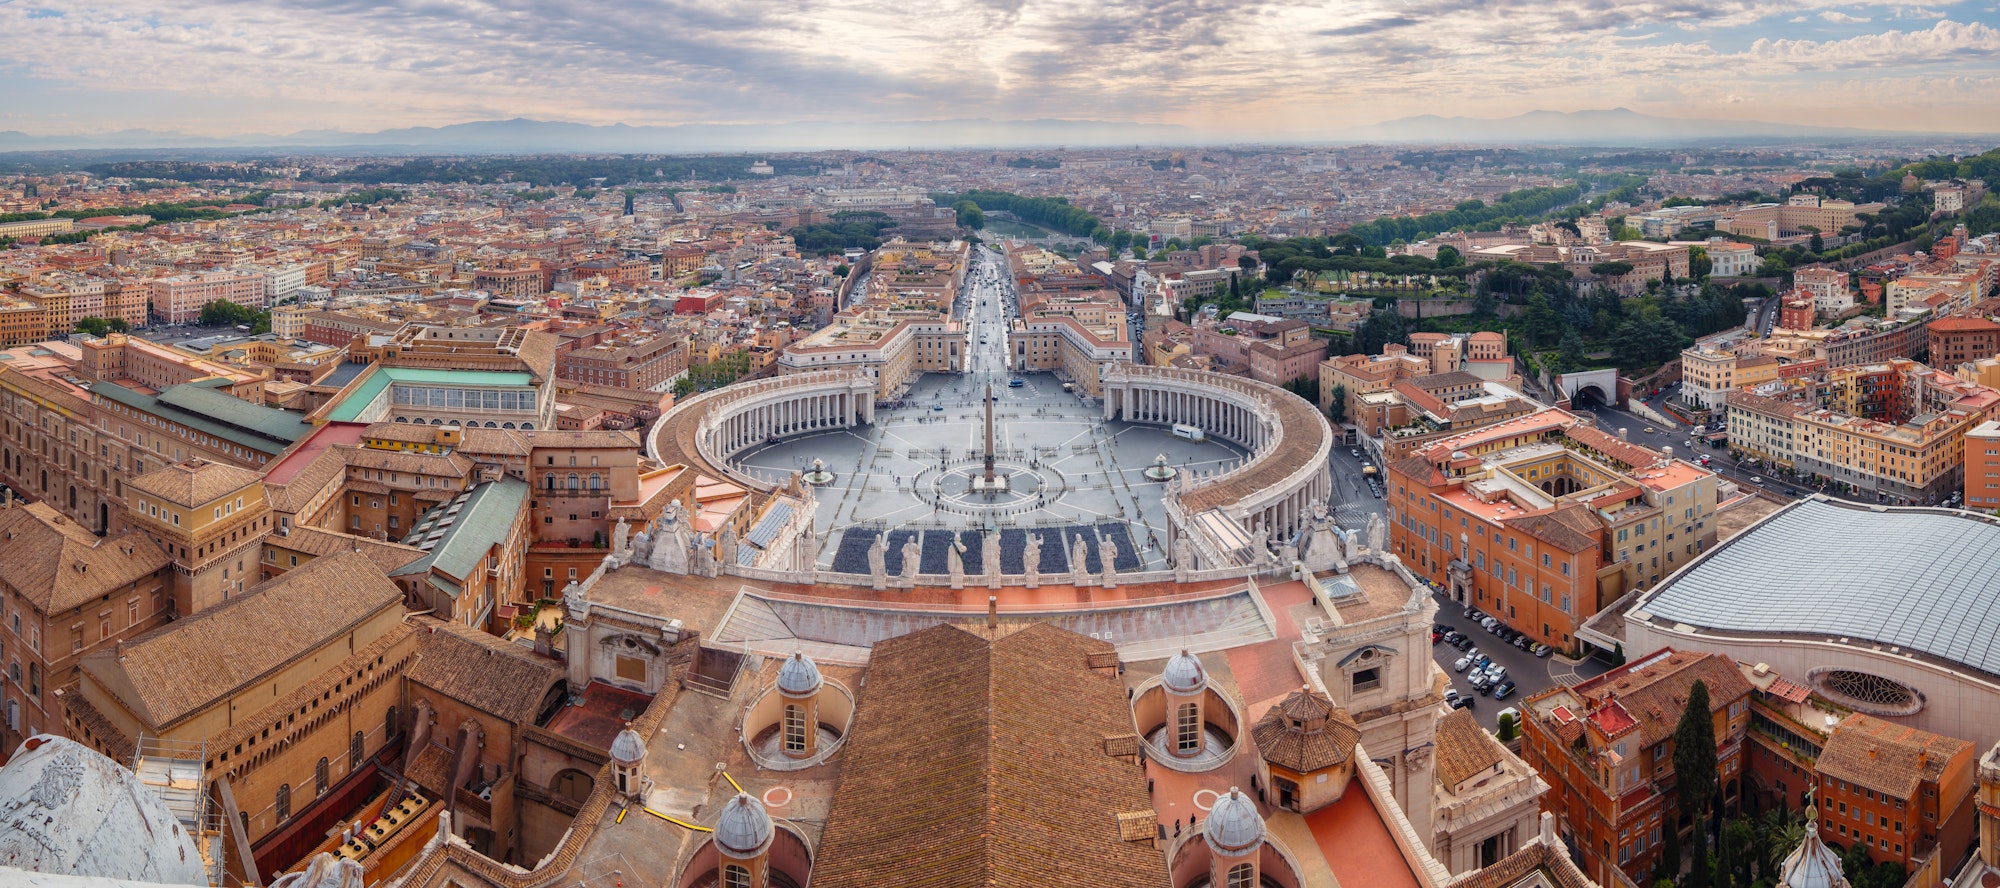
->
[[1484, 665, 1507, 682], [1514, 636, 1534, 651], [1453, 655, 1474, 672], [1444, 688, 1461, 706], [1535, 644, 1555, 658], [1450, 696, 1475, 710], [1493, 680, 1517, 700], [1432, 629, 1445, 644]]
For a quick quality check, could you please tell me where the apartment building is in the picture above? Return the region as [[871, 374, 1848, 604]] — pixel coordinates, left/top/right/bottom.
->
[[1707, 242, 1758, 278], [1795, 266, 1853, 313], [1387, 408, 1717, 649], [0, 502, 173, 751], [1520, 649, 1754, 888], [1964, 420, 2000, 508], [1929, 316, 2000, 370], [1816, 715, 1977, 870], [149, 270, 269, 325], [557, 330, 689, 393], [1728, 360, 1995, 501]]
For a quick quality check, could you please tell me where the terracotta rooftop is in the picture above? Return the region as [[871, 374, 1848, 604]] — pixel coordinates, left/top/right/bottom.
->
[[1251, 687, 1359, 774], [0, 504, 170, 614], [80, 551, 403, 731], [812, 622, 1165, 888], [127, 458, 264, 507], [1572, 649, 1752, 747], [1817, 714, 1971, 800], [1434, 708, 1505, 788], [406, 618, 565, 726]]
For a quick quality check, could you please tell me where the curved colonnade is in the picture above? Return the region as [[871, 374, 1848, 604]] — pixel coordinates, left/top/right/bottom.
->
[[648, 369, 877, 491], [1101, 365, 1334, 561], [647, 364, 1333, 580]]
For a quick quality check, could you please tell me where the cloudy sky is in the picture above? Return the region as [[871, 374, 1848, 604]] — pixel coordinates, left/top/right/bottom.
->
[[3, 0, 1999, 137]]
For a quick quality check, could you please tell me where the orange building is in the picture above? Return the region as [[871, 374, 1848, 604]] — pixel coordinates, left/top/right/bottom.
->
[[1519, 649, 1754, 888], [1814, 715, 1977, 871], [1965, 421, 2000, 508], [1386, 408, 1718, 650]]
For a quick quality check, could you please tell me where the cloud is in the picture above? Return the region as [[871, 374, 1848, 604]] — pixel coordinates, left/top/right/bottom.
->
[[1, 0, 1998, 137]]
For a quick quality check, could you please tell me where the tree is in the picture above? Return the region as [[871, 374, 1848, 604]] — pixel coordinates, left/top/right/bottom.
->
[[1521, 294, 1561, 347], [1655, 817, 1682, 885], [1435, 245, 1462, 268], [74, 316, 127, 337], [952, 200, 986, 230], [1721, 819, 1755, 888], [1674, 680, 1719, 888], [1327, 383, 1349, 424], [831, 264, 850, 277], [1353, 309, 1409, 356], [1560, 327, 1587, 368], [1496, 712, 1519, 742]]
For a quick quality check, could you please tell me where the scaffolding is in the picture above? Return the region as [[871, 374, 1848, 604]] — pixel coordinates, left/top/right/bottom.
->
[[133, 735, 226, 887]]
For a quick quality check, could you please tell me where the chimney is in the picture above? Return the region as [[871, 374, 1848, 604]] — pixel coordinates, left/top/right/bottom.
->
[[987, 594, 998, 631], [1869, 745, 1879, 759], [115, 640, 127, 661]]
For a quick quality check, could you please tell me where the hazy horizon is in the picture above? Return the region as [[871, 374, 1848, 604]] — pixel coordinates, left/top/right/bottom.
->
[[5, 0, 2000, 141]]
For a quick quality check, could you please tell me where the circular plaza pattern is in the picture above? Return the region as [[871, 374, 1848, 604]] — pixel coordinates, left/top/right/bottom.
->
[[647, 363, 1335, 578]]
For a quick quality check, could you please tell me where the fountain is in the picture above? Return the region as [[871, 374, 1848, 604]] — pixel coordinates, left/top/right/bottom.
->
[[801, 457, 835, 486], [1143, 453, 1178, 482]]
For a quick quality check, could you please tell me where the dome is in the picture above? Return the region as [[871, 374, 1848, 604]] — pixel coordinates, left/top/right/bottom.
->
[[0, 735, 208, 885], [609, 724, 647, 765], [713, 792, 775, 857], [1203, 787, 1265, 856], [777, 651, 823, 696], [1778, 809, 1849, 888], [1162, 650, 1207, 694]]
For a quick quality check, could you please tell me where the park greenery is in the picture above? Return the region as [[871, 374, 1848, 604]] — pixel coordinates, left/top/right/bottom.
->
[[198, 299, 272, 333], [787, 211, 900, 254], [930, 190, 1102, 237], [672, 352, 755, 397], [73, 317, 130, 337]]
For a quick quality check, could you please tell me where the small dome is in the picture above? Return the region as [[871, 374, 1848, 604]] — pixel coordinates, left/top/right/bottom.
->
[[0, 735, 207, 885], [1162, 650, 1207, 694], [1204, 787, 1265, 856], [609, 725, 647, 765], [713, 792, 775, 857], [777, 651, 823, 696], [1778, 808, 1850, 888]]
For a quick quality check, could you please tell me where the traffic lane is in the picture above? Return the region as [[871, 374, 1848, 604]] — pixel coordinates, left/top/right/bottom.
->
[[1428, 592, 1554, 731], [1327, 446, 1384, 508]]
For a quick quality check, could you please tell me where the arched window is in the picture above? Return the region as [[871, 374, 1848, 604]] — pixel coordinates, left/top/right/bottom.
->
[[1227, 863, 1255, 888], [1175, 703, 1200, 752], [783, 703, 807, 753], [546, 475, 557, 491], [521, 423, 534, 430], [275, 784, 292, 822], [385, 706, 398, 739], [350, 731, 365, 769], [567, 473, 579, 490], [553, 769, 593, 803], [723, 864, 753, 888], [314, 757, 329, 797], [588, 473, 601, 491]]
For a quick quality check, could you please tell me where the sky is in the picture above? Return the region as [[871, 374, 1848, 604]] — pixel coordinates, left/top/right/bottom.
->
[[3, 0, 2000, 138]]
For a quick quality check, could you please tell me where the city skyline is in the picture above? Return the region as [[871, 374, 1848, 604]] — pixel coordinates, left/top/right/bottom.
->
[[4, 0, 2000, 142]]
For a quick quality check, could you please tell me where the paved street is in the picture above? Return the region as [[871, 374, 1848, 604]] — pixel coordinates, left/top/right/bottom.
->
[[1426, 589, 1612, 731]]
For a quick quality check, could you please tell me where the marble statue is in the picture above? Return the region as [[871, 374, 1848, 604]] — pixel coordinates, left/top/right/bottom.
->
[[867, 532, 888, 582], [1023, 532, 1043, 576], [1099, 534, 1120, 586], [900, 535, 922, 582], [612, 518, 631, 557], [1249, 525, 1269, 562], [647, 502, 694, 575], [948, 540, 964, 586], [1366, 512, 1386, 553], [1343, 527, 1360, 564], [630, 529, 653, 564], [982, 532, 1001, 577], [1174, 536, 1195, 572], [270, 853, 365, 888], [717, 527, 739, 570], [1300, 498, 1348, 573], [1072, 534, 1092, 583]]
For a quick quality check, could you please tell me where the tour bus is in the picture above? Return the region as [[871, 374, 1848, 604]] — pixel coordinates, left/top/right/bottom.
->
[[1172, 424, 1207, 442]]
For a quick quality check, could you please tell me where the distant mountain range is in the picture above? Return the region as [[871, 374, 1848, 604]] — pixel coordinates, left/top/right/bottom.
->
[[0, 117, 1199, 154], [1, 108, 1985, 155], [1337, 108, 1924, 144]]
